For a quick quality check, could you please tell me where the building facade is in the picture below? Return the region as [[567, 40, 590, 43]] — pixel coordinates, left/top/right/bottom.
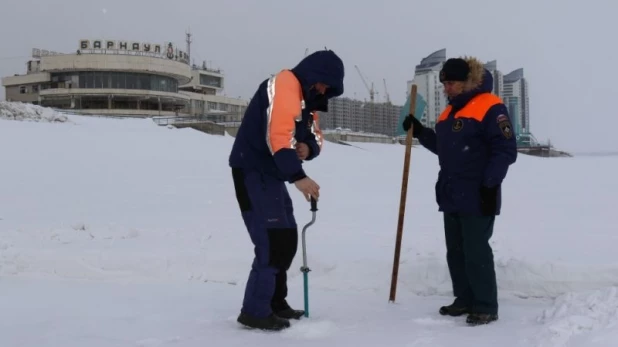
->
[[484, 60, 504, 98], [1, 38, 247, 120], [319, 97, 403, 137], [407, 49, 536, 147], [407, 48, 448, 129], [503, 68, 530, 135]]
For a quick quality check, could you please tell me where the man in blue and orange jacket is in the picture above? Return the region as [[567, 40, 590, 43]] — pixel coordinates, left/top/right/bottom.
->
[[229, 49, 344, 331], [402, 56, 517, 326]]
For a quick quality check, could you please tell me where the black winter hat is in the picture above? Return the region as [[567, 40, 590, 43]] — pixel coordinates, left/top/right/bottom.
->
[[439, 58, 470, 82]]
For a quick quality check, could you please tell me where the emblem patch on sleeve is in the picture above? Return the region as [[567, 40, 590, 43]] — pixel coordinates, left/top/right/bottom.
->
[[496, 114, 508, 123], [498, 119, 513, 139]]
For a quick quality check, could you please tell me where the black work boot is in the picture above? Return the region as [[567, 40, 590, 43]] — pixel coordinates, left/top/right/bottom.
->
[[237, 312, 290, 331], [439, 302, 471, 317], [272, 300, 305, 320], [466, 313, 498, 326]]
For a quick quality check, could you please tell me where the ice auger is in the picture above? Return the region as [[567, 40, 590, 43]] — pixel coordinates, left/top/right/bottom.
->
[[300, 196, 318, 318]]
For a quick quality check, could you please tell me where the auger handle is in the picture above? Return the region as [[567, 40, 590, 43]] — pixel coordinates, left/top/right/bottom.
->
[[310, 196, 318, 212]]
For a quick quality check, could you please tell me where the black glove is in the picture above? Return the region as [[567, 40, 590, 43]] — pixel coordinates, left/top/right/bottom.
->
[[479, 185, 498, 216], [402, 114, 424, 138]]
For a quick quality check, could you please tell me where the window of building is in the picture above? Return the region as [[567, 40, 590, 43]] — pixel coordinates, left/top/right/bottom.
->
[[199, 74, 222, 88], [50, 71, 179, 93]]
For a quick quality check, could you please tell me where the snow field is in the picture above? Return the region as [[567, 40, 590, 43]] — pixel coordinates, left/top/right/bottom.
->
[[1, 101, 617, 346]]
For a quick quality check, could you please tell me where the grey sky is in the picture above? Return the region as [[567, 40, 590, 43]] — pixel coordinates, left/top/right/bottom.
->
[[1, 0, 615, 152]]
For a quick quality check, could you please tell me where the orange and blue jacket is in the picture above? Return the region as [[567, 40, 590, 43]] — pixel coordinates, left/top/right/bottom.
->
[[415, 69, 517, 215], [229, 50, 344, 182]]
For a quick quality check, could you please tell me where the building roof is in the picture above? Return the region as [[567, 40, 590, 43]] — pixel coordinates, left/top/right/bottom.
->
[[415, 48, 446, 73], [504, 68, 524, 83], [484, 60, 497, 70]]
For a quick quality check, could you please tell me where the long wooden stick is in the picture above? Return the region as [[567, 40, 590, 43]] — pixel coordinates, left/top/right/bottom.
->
[[389, 84, 417, 303]]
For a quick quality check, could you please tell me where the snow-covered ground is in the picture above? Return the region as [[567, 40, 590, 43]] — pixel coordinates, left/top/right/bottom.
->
[[0, 101, 617, 346]]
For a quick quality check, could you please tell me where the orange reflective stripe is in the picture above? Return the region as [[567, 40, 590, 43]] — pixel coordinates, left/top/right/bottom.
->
[[437, 106, 452, 123], [455, 93, 502, 121], [436, 93, 502, 123], [266, 70, 303, 154], [311, 111, 323, 150]]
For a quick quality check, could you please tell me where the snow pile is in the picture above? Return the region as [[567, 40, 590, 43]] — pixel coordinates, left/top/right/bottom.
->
[[532, 287, 618, 346], [0, 101, 70, 123], [495, 258, 618, 299]]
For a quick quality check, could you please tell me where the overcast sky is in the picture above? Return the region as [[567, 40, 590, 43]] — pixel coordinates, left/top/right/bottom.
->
[[1, 0, 616, 153]]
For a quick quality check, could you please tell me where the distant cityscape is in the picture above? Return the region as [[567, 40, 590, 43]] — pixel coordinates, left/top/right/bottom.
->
[[1, 37, 540, 148], [320, 48, 539, 147]]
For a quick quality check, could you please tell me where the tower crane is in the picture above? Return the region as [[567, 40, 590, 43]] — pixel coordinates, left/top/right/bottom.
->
[[354, 65, 377, 133], [383, 78, 390, 104], [383, 78, 394, 136]]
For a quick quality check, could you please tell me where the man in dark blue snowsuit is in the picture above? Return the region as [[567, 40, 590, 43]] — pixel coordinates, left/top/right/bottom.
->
[[403, 56, 517, 325], [229, 49, 344, 331]]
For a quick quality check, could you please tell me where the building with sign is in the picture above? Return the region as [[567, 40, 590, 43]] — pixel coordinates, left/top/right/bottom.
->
[[1, 36, 247, 120]]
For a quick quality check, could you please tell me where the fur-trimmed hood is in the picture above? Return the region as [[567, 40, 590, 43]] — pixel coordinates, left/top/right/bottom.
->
[[462, 56, 490, 93], [448, 56, 494, 108]]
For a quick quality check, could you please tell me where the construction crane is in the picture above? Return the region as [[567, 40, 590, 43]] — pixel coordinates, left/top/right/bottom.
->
[[383, 78, 390, 104], [383, 78, 393, 136], [354, 65, 376, 133]]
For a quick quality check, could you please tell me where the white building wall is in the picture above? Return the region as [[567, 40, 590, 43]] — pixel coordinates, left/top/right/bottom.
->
[[39, 54, 192, 84], [408, 70, 446, 128], [502, 80, 519, 131], [487, 70, 504, 98], [503, 78, 530, 133]]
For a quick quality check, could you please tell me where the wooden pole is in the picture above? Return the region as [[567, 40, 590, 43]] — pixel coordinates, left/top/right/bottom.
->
[[389, 84, 417, 303]]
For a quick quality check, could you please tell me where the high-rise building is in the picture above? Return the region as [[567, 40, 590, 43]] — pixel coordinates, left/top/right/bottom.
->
[[503, 68, 530, 135], [483, 60, 504, 98], [406, 50, 536, 147], [321, 49, 532, 143], [407, 48, 447, 129], [485, 60, 521, 137]]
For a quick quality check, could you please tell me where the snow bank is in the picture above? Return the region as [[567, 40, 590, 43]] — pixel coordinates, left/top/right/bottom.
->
[[0, 101, 70, 123], [531, 287, 618, 346]]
